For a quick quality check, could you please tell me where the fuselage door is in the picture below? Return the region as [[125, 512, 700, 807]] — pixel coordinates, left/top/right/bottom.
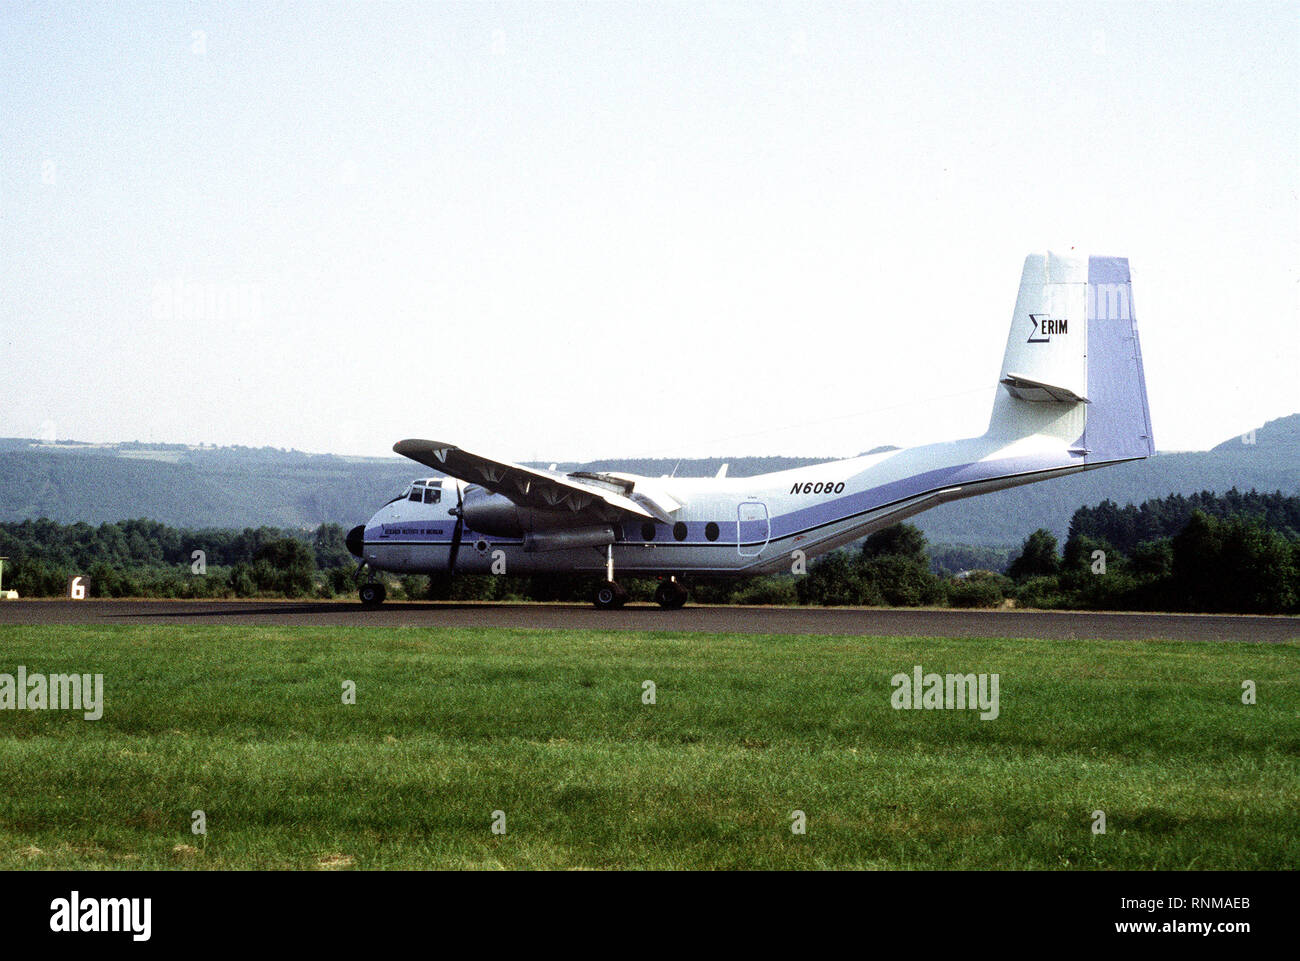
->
[[737, 501, 770, 557]]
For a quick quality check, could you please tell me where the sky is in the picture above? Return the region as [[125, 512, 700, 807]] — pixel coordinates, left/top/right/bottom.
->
[[2, 0, 1296, 462]]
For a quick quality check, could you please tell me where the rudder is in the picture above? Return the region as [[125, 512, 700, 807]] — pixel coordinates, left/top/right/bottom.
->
[[1082, 256, 1155, 462]]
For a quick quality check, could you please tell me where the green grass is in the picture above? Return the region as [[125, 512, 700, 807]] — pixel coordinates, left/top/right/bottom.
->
[[0, 624, 1296, 869]]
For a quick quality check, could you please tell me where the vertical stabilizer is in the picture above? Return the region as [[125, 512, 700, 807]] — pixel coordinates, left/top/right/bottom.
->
[[986, 252, 1153, 464]]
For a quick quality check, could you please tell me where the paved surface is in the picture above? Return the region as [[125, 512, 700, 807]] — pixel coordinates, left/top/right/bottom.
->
[[0, 599, 1296, 642]]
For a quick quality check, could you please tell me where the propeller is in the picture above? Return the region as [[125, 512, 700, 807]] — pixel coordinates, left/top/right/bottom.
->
[[447, 481, 465, 572], [345, 524, 368, 579]]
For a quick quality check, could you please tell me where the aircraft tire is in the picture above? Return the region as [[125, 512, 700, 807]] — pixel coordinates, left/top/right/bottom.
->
[[593, 581, 628, 610], [654, 580, 688, 609], [359, 582, 387, 607]]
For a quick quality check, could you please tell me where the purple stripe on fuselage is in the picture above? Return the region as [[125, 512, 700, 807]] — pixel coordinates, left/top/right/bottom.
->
[[764, 451, 1079, 542]]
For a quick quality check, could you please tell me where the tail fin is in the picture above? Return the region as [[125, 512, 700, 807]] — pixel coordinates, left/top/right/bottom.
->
[[987, 251, 1154, 463]]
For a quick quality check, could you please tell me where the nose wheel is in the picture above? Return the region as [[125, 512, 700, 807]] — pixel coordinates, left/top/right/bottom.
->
[[592, 581, 628, 610]]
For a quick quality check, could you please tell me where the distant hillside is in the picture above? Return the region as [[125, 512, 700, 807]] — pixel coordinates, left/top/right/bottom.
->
[[0, 444, 420, 530], [0, 443, 828, 530], [0, 414, 1296, 545], [913, 414, 1300, 545]]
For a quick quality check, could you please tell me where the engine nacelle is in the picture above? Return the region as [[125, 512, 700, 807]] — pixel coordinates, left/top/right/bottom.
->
[[460, 490, 525, 537], [522, 526, 615, 553], [460, 489, 615, 540]]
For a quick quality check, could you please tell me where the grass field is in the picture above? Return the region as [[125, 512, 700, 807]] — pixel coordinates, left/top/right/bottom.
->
[[0, 624, 1296, 870]]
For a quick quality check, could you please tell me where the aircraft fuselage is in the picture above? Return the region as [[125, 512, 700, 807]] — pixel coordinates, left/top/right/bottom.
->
[[359, 432, 1111, 579]]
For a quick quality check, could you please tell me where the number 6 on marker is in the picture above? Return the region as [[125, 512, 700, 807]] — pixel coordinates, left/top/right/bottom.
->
[[69, 576, 86, 600]]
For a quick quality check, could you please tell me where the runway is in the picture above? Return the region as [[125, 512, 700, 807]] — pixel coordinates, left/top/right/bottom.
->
[[0, 599, 1295, 642]]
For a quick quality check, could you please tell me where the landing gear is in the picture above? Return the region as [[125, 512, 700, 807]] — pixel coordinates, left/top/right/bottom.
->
[[654, 577, 689, 609], [592, 543, 628, 610], [359, 582, 387, 607]]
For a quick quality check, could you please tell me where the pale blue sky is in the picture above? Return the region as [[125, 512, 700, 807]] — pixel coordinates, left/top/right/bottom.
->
[[2, 1, 1296, 460]]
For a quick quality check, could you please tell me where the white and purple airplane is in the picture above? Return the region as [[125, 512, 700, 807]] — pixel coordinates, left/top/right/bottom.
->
[[346, 252, 1153, 609]]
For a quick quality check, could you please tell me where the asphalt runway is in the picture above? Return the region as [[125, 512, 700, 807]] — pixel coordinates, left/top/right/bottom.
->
[[0, 599, 1296, 642]]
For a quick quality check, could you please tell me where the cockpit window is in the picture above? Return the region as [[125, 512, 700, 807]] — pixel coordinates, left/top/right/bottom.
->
[[408, 486, 423, 502], [423, 488, 441, 504]]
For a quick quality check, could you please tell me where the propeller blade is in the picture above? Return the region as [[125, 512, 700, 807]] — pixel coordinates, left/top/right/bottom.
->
[[448, 517, 463, 572], [448, 482, 464, 572]]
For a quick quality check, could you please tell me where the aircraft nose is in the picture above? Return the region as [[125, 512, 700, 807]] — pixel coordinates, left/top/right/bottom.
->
[[346, 524, 366, 558]]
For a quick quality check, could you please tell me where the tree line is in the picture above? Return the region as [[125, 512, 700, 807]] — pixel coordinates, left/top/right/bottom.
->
[[1003, 500, 1298, 614], [0, 519, 354, 599], [1, 488, 1297, 613]]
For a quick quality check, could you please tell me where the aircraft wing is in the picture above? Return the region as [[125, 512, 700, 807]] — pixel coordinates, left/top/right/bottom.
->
[[393, 439, 676, 521]]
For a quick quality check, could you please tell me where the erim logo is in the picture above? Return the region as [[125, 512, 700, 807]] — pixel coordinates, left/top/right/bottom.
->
[[50, 891, 151, 942], [890, 664, 1000, 720], [1027, 313, 1068, 343]]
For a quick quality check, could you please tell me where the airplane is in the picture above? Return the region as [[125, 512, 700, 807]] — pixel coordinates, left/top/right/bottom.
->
[[346, 251, 1153, 609]]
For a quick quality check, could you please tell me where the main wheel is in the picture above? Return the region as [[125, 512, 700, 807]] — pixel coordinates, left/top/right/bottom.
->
[[592, 581, 628, 610], [654, 579, 688, 609], [359, 582, 387, 607]]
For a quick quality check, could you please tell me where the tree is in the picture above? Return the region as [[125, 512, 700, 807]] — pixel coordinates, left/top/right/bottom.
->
[[251, 538, 316, 597], [1062, 533, 1118, 573], [947, 571, 1010, 608], [856, 524, 943, 605], [1008, 529, 1060, 581], [796, 552, 882, 606], [1171, 511, 1297, 613], [862, 523, 928, 563], [1169, 510, 1224, 610], [861, 553, 945, 606], [1129, 539, 1173, 579], [312, 523, 353, 569]]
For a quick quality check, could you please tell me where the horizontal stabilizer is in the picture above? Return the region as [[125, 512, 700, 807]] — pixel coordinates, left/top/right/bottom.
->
[[999, 373, 1090, 405]]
